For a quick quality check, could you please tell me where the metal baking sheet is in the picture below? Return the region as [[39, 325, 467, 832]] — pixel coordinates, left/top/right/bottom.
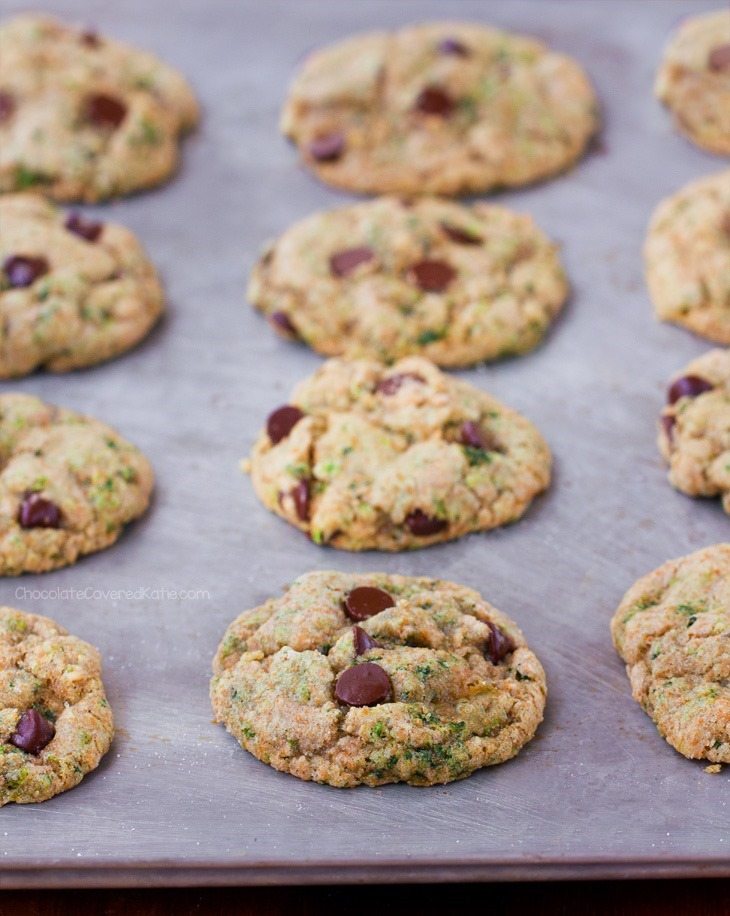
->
[[0, 0, 727, 888]]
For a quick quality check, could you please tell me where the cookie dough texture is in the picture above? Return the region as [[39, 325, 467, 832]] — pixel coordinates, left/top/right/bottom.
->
[[248, 356, 551, 551], [611, 544, 730, 764], [655, 9, 730, 155], [281, 21, 599, 196], [0, 14, 199, 201], [0, 607, 113, 805], [211, 571, 546, 787], [0, 393, 154, 575], [659, 348, 730, 514], [250, 196, 568, 367], [0, 194, 163, 377], [645, 170, 730, 343]]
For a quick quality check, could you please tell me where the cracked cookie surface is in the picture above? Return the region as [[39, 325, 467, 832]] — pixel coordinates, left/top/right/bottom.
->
[[0, 194, 163, 377], [611, 544, 730, 764], [247, 356, 551, 551], [250, 196, 568, 367], [0, 393, 154, 575], [281, 20, 598, 196], [0, 606, 113, 805], [211, 571, 546, 787], [0, 13, 198, 201]]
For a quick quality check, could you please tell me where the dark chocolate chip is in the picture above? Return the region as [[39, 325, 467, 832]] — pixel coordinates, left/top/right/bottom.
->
[[484, 622, 515, 664], [414, 85, 455, 117], [344, 586, 395, 622], [266, 405, 304, 444], [438, 37, 470, 57], [18, 493, 62, 529], [291, 478, 310, 522], [335, 662, 392, 707], [405, 510, 447, 536], [3, 255, 49, 288], [85, 93, 127, 128], [409, 259, 456, 292], [329, 246, 374, 278], [308, 132, 345, 161], [10, 709, 55, 755], [80, 29, 101, 48], [661, 414, 676, 443], [708, 44, 730, 72], [440, 221, 482, 245], [353, 625, 381, 655], [375, 372, 425, 396], [460, 421, 485, 449], [268, 311, 298, 338], [65, 212, 103, 242], [0, 90, 15, 123], [667, 375, 713, 405]]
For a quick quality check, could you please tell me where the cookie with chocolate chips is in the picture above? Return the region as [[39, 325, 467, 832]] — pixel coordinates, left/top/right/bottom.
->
[[645, 171, 730, 344], [281, 21, 598, 196], [250, 196, 568, 367], [0, 14, 198, 201], [655, 9, 730, 155], [246, 356, 551, 551], [0, 606, 113, 805], [0, 393, 153, 575], [211, 571, 546, 787], [658, 348, 730, 514], [0, 194, 163, 377], [611, 544, 730, 764]]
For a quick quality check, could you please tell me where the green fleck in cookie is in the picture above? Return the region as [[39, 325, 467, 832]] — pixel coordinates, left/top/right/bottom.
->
[[658, 348, 730, 514], [0, 194, 163, 376], [281, 21, 598, 196], [0, 607, 113, 805], [611, 544, 730, 764], [655, 9, 730, 155], [246, 356, 550, 551], [0, 393, 153, 575], [211, 571, 546, 787], [0, 14, 199, 201], [645, 170, 730, 343], [250, 196, 568, 367]]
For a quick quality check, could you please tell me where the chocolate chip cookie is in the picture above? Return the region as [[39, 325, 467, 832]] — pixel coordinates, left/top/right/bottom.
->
[[246, 356, 551, 551], [611, 544, 730, 764], [645, 170, 730, 344], [0, 194, 163, 377], [1, 606, 113, 805], [0, 393, 154, 575], [0, 14, 199, 201], [250, 196, 568, 367], [658, 348, 730, 514], [281, 21, 598, 196], [211, 571, 546, 787], [655, 9, 730, 155]]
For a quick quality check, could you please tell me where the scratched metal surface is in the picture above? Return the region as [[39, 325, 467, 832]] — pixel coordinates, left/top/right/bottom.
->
[[0, 0, 727, 887]]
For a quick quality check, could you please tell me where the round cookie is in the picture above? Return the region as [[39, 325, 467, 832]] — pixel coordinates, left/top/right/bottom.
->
[[281, 21, 599, 196], [250, 196, 568, 367], [211, 571, 546, 787], [0, 14, 199, 201], [1, 606, 113, 805], [611, 544, 730, 764], [654, 9, 730, 155], [247, 356, 551, 551], [658, 348, 730, 514], [0, 194, 164, 377], [645, 170, 730, 343], [0, 393, 154, 575]]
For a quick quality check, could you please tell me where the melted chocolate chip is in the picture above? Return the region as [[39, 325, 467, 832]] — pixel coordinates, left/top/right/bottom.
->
[[3, 255, 49, 288], [291, 478, 310, 522], [65, 212, 103, 242], [708, 44, 730, 72], [308, 132, 345, 161], [414, 85, 455, 117], [18, 493, 62, 529], [344, 586, 395, 622], [667, 375, 714, 405], [268, 311, 298, 338], [405, 510, 447, 536], [10, 709, 55, 755], [375, 372, 425, 396], [438, 37, 470, 57], [0, 90, 15, 123], [484, 622, 515, 664], [409, 259, 456, 292], [440, 221, 482, 245], [353, 625, 381, 655], [266, 405, 304, 444], [335, 662, 392, 707], [85, 93, 127, 128], [460, 421, 486, 449], [329, 246, 374, 278]]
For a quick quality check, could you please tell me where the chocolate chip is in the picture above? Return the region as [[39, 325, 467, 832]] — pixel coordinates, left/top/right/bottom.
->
[[353, 625, 381, 655], [80, 29, 101, 48], [438, 37, 470, 57], [460, 421, 486, 449], [409, 259, 456, 293], [18, 493, 62, 529], [266, 405, 304, 444], [414, 85, 455, 117], [10, 709, 56, 755], [0, 91, 15, 123], [440, 221, 482, 245], [3, 255, 49, 288], [345, 586, 395, 622], [335, 662, 392, 707], [268, 311, 298, 338], [329, 246, 374, 278], [661, 414, 676, 443], [484, 622, 515, 664], [308, 132, 345, 161], [667, 375, 714, 405], [291, 479, 310, 522], [375, 372, 425, 396], [85, 93, 127, 128], [708, 44, 730, 72], [405, 510, 447, 536], [65, 212, 103, 242]]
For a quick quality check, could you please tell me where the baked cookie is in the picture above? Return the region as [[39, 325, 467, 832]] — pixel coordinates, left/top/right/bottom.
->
[[655, 9, 730, 155], [0, 14, 199, 201], [281, 21, 598, 196], [211, 571, 546, 787], [645, 170, 730, 343], [250, 196, 568, 367], [658, 348, 730, 514], [611, 544, 730, 764], [0, 194, 163, 377], [0, 393, 154, 575], [0, 607, 113, 805], [247, 356, 550, 551]]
